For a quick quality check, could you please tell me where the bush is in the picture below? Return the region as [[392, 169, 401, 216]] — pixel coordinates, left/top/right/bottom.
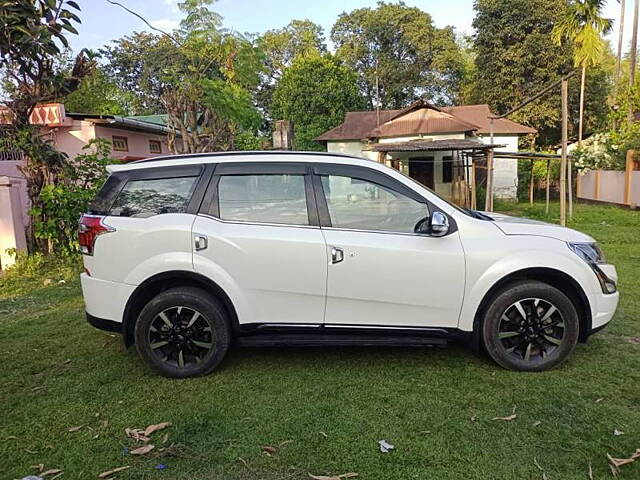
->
[[30, 139, 116, 254], [0, 250, 82, 296], [573, 132, 624, 172]]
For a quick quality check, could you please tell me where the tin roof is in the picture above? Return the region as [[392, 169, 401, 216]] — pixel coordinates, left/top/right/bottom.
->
[[368, 139, 506, 152], [316, 102, 536, 142]]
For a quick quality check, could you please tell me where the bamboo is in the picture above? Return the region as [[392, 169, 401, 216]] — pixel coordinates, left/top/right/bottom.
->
[[545, 158, 551, 214], [471, 157, 477, 210], [560, 78, 568, 226], [485, 150, 494, 212], [529, 159, 535, 205]]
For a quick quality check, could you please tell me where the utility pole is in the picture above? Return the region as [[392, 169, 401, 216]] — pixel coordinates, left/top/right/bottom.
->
[[560, 78, 569, 227]]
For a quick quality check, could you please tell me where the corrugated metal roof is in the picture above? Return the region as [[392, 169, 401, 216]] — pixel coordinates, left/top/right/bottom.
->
[[368, 106, 479, 137], [315, 103, 536, 142], [368, 139, 505, 152], [442, 104, 537, 135], [315, 109, 401, 141]]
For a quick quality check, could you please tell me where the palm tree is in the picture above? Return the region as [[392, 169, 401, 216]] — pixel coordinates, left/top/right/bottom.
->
[[553, 0, 613, 145], [630, 0, 639, 88]]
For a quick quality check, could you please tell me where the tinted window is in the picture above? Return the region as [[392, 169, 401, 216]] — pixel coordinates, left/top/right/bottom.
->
[[217, 174, 308, 225], [109, 177, 197, 218], [321, 175, 427, 233]]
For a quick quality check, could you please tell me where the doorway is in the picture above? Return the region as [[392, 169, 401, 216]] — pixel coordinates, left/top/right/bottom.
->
[[408, 157, 435, 189]]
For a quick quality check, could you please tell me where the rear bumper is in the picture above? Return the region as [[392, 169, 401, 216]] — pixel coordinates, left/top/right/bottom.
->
[[86, 312, 122, 333], [80, 273, 135, 323]]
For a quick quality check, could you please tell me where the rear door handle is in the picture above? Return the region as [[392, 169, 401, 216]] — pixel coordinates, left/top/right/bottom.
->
[[194, 234, 208, 251], [331, 246, 344, 264]]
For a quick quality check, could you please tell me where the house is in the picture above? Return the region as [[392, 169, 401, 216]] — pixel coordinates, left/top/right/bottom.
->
[[316, 101, 536, 201], [0, 103, 176, 268]]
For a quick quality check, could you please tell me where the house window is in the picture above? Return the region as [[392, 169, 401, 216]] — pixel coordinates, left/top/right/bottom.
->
[[442, 156, 453, 183], [149, 140, 162, 154], [112, 136, 129, 152]]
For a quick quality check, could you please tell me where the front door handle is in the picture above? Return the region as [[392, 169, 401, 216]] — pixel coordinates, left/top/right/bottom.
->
[[331, 246, 344, 264], [194, 234, 208, 251]]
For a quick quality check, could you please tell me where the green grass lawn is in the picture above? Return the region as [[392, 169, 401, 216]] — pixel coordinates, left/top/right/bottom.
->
[[1, 201, 639, 480]]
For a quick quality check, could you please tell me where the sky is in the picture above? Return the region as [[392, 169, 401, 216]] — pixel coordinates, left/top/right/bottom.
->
[[70, 0, 634, 55]]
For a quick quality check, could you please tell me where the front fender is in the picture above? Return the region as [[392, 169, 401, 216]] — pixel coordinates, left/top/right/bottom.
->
[[458, 244, 597, 332]]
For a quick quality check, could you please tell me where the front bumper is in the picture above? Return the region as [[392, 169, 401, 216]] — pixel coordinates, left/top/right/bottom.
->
[[590, 290, 619, 332]]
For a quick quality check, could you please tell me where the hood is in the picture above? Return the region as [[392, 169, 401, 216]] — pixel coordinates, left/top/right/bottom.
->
[[485, 212, 595, 243]]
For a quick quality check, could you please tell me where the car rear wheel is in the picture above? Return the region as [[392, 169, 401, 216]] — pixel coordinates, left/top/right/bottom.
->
[[482, 280, 579, 371], [135, 287, 231, 378]]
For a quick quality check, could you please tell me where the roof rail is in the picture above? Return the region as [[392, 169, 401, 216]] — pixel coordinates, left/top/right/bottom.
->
[[132, 150, 368, 164]]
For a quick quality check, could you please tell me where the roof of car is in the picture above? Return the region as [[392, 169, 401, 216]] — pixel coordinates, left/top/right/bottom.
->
[[106, 150, 371, 173]]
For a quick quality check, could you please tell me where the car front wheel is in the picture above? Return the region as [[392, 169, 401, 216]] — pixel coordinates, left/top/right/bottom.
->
[[135, 287, 231, 378], [482, 280, 580, 371]]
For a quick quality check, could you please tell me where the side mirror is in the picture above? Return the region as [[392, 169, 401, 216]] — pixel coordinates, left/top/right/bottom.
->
[[429, 211, 449, 237]]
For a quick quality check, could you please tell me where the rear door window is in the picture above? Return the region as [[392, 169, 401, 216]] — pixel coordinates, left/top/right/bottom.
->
[[217, 174, 309, 225], [109, 176, 198, 218]]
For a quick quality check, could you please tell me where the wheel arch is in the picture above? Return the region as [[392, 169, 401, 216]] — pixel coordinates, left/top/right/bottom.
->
[[122, 270, 239, 347], [470, 267, 592, 351]]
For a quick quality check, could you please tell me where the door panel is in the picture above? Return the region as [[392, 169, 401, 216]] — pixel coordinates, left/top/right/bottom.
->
[[322, 229, 465, 327], [314, 166, 465, 328], [193, 217, 328, 326]]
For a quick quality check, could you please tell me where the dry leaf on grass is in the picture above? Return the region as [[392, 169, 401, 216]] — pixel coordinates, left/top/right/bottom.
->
[[595, 398, 604, 403], [309, 473, 358, 480], [68, 425, 85, 432], [278, 440, 293, 447], [31, 464, 45, 471], [41, 469, 62, 476], [161, 433, 169, 444], [261, 445, 277, 455], [125, 428, 150, 443], [492, 407, 517, 421], [130, 444, 154, 455], [319, 431, 328, 438], [144, 422, 171, 437], [533, 421, 541, 427], [97, 465, 131, 478], [588, 462, 594, 480]]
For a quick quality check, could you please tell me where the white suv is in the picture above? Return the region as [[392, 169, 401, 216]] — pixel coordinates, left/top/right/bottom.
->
[[79, 152, 619, 377]]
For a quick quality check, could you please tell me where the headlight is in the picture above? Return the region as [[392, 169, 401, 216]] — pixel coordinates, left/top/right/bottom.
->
[[568, 242, 616, 294], [568, 242, 605, 264]]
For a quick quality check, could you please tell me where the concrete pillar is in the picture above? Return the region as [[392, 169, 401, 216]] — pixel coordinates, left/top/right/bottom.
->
[[0, 176, 27, 269], [272, 120, 294, 150]]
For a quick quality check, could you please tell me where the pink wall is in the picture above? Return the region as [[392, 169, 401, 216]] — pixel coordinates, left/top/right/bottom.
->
[[94, 125, 171, 161], [0, 119, 173, 228]]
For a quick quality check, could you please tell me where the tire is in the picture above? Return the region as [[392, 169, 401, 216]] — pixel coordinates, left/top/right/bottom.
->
[[481, 280, 579, 372], [134, 287, 231, 378]]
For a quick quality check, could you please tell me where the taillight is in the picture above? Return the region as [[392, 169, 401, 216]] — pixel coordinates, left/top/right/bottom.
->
[[78, 214, 115, 255]]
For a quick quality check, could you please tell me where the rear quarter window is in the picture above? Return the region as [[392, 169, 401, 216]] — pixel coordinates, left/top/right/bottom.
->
[[109, 176, 198, 218]]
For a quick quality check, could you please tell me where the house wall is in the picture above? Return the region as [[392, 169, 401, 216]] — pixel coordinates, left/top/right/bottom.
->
[[476, 134, 519, 199], [0, 121, 171, 231], [94, 125, 171, 160]]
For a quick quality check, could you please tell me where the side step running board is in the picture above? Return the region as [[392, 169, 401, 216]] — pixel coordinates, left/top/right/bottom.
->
[[236, 333, 448, 348]]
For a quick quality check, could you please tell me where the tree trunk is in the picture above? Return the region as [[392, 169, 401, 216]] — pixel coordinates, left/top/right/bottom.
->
[[631, 0, 639, 89], [616, 0, 626, 87]]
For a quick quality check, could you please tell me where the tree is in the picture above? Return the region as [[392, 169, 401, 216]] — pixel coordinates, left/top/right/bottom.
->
[[102, 0, 263, 152], [62, 67, 133, 115], [0, 0, 94, 251], [552, 0, 612, 144], [331, 1, 466, 108], [471, 0, 577, 146], [256, 19, 326, 119], [271, 54, 364, 151]]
